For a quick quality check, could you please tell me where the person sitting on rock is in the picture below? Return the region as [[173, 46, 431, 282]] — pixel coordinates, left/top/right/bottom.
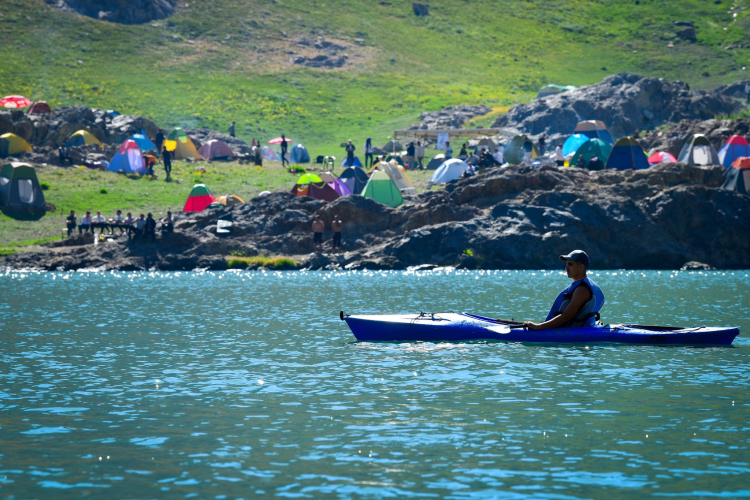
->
[[161, 211, 175, 233], [91, 210, 107, 233], [576, 155, 587, 169], [145, 213, 157, 239], [66, 210, 77, 237], [112, 209, 125, 235], [134, 214, 147, 237], [123, 212, 136, 237], [79, 211, 92, 234], [524, 250, 605, 331]]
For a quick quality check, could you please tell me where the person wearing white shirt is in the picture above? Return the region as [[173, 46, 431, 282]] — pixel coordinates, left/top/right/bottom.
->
[[493, 148, 504, 165], [554, 144, 565, 167], [91, 210, 107, 234], [78, 211, 92, 234], [134, 214, 147, 237], [415, 141, 426, 169], [123, 212, 136, 237]]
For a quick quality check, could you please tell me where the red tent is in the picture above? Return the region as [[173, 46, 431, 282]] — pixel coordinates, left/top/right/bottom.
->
[[648, 151, 678, 165], [0, 95, 32, 109], [183, 183, 216, 212], [27, 101, 52, 114]]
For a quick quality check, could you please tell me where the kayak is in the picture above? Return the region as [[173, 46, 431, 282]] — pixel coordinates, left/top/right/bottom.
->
[[340, 312, 740, 345]]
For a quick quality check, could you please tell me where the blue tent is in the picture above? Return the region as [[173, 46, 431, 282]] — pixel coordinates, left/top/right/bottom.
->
[[605, 137, 649, 170], [290, 144, 311, 163], [128, 134, 157, 152], [562, 134, 589, 157], [108, 140, 145, 175], [718, 136, 750, 168], [574, 120, 614, 145], [340, 156, 363, 168]]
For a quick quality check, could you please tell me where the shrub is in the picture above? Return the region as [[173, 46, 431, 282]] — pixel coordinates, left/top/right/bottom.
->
[[99, 187, 107, 194], [194, 177, 203, 184], [40, 182, 50, 191], [226, 255, 297, 270], [463, 248, 474, 257], [287, 165, 306, 174]]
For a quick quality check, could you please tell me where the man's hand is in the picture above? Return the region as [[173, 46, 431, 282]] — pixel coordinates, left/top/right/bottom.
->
[[523, 321, 539, 330]]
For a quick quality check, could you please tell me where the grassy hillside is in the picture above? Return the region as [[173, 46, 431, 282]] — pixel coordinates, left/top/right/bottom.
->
[[1, 0, 749, 154]]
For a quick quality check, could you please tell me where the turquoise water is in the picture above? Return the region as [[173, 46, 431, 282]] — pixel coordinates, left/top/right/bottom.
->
[[1, 269, 749, 499]]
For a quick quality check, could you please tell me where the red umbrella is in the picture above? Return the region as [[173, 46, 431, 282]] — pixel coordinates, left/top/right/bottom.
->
[[647, 151, 678, 165], [0, 95, 32, 109], [267, 137, 292, 145]]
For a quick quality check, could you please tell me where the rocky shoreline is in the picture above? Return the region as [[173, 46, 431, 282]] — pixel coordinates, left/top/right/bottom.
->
[[3, 162, 750, 271]]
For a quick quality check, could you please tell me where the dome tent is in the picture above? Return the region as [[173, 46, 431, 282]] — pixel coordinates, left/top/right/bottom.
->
[[362, 170, 404, 208], [165, 128, 202, 160], [718, 135, 750, 168], [678, 134, 720, 166], [66, 130, 103, 148], [290, 173, 340, 202], [198, 139, 236, 161], [27, 101, 52, 114], [0, 162, 46, 210], [426, 154, 446, 170], [574, 120, 614, 145], [429, 159, 469, 186], [721, 157, 750, 195], [318, 171, 352, 197], [184, 183, 216, 212], [648, 151, 678, 165], [504, 135, 538, 165], [290, 144, 311, 163], [605, 137, 649, 170], [216, 194, 245, 207], [570, 138, 613, 170], [562, 134, 588, 157], [0, 133, 32, 158], [128, 133, 157, 152], [339, 166, 369, 195], [108, 140, 145, 175], [339, 156, 363, 168]]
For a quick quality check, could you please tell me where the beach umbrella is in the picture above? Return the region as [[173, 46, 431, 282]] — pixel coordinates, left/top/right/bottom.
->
[[647, 151, 678, 165], [0, 95, 32, 109], [268, 137, 292, 145], [296, 173, 323, 184]]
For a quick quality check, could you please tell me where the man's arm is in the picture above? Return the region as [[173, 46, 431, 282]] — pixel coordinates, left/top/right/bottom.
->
[[524, 286, 593, 331]]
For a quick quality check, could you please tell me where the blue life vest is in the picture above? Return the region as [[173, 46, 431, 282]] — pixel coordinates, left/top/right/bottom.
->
[[545, 277, 605, 327]]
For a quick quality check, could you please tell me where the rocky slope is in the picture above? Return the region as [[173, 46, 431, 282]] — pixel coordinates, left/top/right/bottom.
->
[[640, 118, 750, 157], [494, 73, 746, 145], [3, 163, 749, 271]]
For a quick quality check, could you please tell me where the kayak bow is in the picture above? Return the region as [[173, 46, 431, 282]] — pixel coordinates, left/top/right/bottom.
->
[[340, 311, 739, 345]]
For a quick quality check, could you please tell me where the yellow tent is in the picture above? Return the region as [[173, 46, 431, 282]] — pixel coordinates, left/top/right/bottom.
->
[[367, 160, 404, 174], [216, 194, 245, 207], [165, 128, 202, 160], [65, 130, 103, 147], [0, 133, 32, 157], [370, 161, 415, 194]]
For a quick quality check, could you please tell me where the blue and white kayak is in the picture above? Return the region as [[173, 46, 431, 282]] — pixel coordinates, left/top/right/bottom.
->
[[340, 312, 740, 345]]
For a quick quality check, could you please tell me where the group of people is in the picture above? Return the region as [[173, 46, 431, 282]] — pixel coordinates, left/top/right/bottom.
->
[[66, 209, 175, 239], [311, 215, 343, 253]]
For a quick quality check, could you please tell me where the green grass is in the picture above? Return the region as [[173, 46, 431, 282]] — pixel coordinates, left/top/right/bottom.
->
[[0, 160, 438, 245], [227, 255, 298, 270]]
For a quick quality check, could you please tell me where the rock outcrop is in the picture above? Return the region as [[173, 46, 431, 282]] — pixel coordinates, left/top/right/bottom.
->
[[640, 118, 750, 157], [47, 0, 178, 24], [184, 128, 252, 154], [494, 73, 745, 144], [410, 105, 492, 130], [4, 163, 749, 272]]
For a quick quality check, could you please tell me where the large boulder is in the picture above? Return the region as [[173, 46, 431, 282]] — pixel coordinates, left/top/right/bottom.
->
[[494, 73, 745, 144], [640, 118, 750, 157], [410, 105, 492, 131], [46, 0, 178, 24]]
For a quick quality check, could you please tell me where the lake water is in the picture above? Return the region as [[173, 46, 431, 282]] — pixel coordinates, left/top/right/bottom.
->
[[1, 269, 749, 499]]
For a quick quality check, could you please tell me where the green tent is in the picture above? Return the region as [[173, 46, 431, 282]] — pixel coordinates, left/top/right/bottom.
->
[[505, 135, 539, 165], [0, 162, 46, 209], [362, 170, 403, 208], [570, 138, 613, 170]]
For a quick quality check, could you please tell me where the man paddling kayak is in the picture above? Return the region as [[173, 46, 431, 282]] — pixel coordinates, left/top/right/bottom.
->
[[524, 250, 606, 330]]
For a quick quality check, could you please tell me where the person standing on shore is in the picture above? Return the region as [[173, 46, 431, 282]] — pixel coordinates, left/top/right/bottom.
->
[[364, 138, 374, 168], [281, 134, 289, 167], [332, 216, 343, 254], [312, 216, 324, 253], [228, 121, 236, 138]]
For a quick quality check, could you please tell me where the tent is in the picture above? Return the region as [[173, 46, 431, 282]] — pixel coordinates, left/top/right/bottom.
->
[[65, 130, 103, 148], [385, 153, 404, 166], [562, 134, 589, 157], [290, 173, 340, 202], [339, 156, 363, 168], [215, 194, 245, 207], [504, 135, 539, 165], [721, 157, 750, 195], [537, 84, 577, 99], [184, 183, 216, 212], [261, 146, 279, 161], [648, 151, 678, 165], [426, 154, 446, 170], [128, 134, 157, 152], [362, 170, 404, 207], [165, 128, 202, 160], [381, 140, 403, 153], [290, 144, 311, 163], [0, 133, 32, 158], [0, 162, 45, 209], [372, 161, 415, 194], [570, 138, 613, 170], [108, 140, 145, 175], [605, 136, 649, 170], [678, 134, 720, 166], [198, 139, 236, 161], [718, 135, 750, 168], [574, 120, 614, 145], [429, 159, 469, 186], [27, 101, 51, 114], [0, 96, 31, 109], [339, 166, 369, 195], [319, 172, 352, 197]]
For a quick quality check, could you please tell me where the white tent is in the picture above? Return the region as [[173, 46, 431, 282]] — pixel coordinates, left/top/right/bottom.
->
[[372, 161, 415, 194], [428, 159, 469, 186]]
